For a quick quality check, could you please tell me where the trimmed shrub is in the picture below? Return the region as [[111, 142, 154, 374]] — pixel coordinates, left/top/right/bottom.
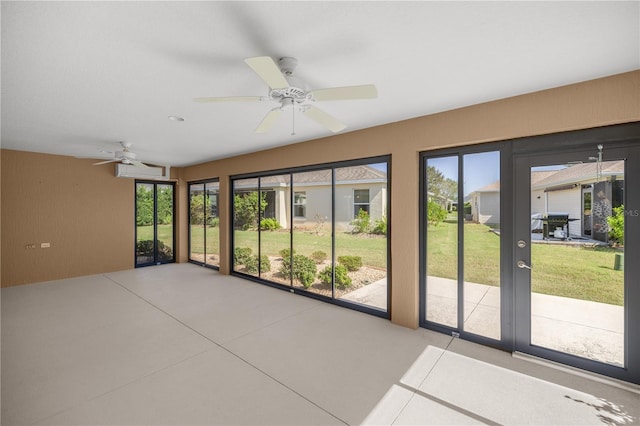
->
[[311, 251, 328, 264], [234, 247, 253, 265], [280, 254, 317, 288], [259, 218, 281, 231], [279, 247, 295, 259], [136, 240, 173, 262], [245, 254, 271, 274], [350, 209, 371, 234], [371, 216, 387, 235], [318, 264, 352, 289], [207, 217, 219, 228], [337, 255, 362, 272]]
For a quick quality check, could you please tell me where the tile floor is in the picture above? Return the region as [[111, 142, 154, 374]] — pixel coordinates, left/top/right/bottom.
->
[[2, 264, 639, 425]]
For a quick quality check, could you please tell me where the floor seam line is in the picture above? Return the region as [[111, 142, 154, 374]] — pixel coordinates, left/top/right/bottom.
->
[[221, 302, 325, 345], [389, 337, 454, 425], [28, 348, 213, 426], [105, 275, 348, 426], [463, 286, 492, 326]]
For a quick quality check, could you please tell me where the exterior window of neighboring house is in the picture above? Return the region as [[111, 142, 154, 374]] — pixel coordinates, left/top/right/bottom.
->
[[353, 189, 370, 217], [294, 191, 306, 217]]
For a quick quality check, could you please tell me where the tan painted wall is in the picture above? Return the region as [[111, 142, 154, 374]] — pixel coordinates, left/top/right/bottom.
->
[[0, 150, 182, 287], [180, 70, 640, 328], [1, 71, 638, 328]]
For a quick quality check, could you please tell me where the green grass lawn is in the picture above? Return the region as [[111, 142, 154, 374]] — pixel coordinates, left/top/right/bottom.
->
[[427, 219, 624, 305], [147, 220, 623, 305], [189, 225, 220, 255], [137, 225, 174, 249], [233, 229, 387, 269]]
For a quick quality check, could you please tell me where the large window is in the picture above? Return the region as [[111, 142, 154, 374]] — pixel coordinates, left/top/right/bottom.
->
[[135, 181, 175, 267], [231, 157, 389, 317], [189, 179, 219, 268]]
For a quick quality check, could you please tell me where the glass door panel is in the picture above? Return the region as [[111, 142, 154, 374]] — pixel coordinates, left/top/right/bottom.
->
[[136, 182, 155, 266], [189, 183, 205, 263], [233, 178, 260, 276], [463, 152, 501, 340], [425, 156, 458, 328], [334, 163, 388, 312], [205, 181, 220, 267], [156, 184, 174, 262], [260, 174, 291, 285], [528, 160, 625, 366], [292, 169, 333, 295]]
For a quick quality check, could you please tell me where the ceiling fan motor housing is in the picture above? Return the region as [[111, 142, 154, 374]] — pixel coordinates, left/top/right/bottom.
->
[[278, 57, 298, 75]]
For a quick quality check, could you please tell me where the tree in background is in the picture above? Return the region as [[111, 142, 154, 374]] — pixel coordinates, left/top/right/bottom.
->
[[426, 165, 457, 210], [136, 185, 153, 226], [156, 186, 173, 225], [234, 191, 267, 230], [137, 185, 173, 226]]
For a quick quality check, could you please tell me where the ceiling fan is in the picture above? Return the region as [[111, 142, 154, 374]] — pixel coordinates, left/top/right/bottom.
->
[[92, 142, 150, 168], [195, 56, 377, 134]]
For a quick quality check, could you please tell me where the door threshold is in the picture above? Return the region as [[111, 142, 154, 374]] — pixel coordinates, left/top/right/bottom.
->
[[513, 352, 640, 394]]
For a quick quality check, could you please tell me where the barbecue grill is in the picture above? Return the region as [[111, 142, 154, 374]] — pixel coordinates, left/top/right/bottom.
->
[[543, 213, 569, 239]]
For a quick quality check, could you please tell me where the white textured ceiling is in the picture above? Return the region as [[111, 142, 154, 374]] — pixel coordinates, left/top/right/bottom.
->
[[2, 1, 638, 167]]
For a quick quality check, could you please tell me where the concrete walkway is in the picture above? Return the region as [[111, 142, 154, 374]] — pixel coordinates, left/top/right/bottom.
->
[[345, 276, 624, 366]]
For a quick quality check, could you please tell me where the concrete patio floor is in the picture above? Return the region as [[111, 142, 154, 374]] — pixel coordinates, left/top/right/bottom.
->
[[344, 275, 624, 366], [2, 264, 638, 425]]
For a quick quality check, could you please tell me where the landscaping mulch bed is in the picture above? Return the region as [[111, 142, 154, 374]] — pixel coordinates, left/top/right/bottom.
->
[[190, 254, 387, 299]]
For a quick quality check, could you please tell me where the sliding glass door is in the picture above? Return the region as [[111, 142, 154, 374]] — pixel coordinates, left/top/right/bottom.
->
[[421, 149, 502, 341], [135, 181, 175, 267], [189, 180, 220, 268], [231, 157, 389, 317]]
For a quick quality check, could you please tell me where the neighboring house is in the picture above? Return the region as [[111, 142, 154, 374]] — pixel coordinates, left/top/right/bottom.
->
[[468, 160, 624, 242], [235, 165, 387, 231], [468, 181, 500, 226], [427, 192, 456, 212]]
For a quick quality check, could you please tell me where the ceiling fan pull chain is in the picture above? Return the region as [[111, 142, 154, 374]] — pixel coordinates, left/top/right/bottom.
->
[[291, 105, 296, 136]]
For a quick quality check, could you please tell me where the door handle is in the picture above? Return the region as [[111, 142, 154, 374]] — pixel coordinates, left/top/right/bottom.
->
[[517, 260, 532, 270]]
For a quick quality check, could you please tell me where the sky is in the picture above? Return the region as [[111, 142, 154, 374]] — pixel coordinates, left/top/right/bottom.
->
[[427, 151, 500, 197]]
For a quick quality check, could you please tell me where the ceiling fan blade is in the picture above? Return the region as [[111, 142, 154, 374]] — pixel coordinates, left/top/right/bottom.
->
[[244, 56, 289, 89], [129, 160, 150, 169], [255, 108, 283, 133], [194, 96, 265, 103], [310, 84, 378, 101], [302, 106, 346, 133], [93, 159, 118, 165]]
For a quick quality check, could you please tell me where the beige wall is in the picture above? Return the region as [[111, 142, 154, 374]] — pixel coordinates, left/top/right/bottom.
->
[[0, 150, 182, 287], [2, 71, 639, 329], [180, 70, 639, 328]]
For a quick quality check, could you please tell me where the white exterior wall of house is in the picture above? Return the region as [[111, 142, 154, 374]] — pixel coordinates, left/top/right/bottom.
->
[[472, 191, 500, 225], [334, 183, 386, 230], [546, 187, 582, 236], [269, 182, 387, 230], [291, 184, 332, 228], [274, 188, 290, 229], [531, 189, 546, 216]]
